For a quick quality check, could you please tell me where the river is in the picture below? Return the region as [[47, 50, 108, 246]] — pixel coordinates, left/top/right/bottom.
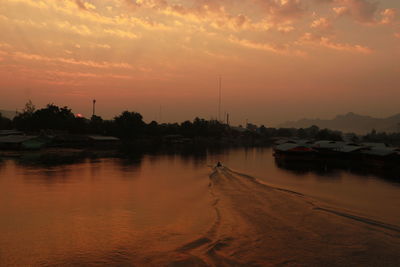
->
[[0, 147, 399, 266]]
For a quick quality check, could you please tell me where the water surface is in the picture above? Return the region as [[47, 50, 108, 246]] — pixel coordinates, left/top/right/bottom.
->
[[0, 148, 399, 266]]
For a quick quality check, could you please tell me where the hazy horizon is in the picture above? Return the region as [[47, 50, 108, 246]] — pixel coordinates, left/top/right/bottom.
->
[[1, 0, 399, 126], [2, 105, 400, 129]]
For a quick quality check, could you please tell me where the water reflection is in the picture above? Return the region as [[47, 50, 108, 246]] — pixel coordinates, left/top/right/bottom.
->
[[0, 147, 400, 267], [274, 158, 400, 183], [0, 151, 215, 267], [2, 146, 399, 185]]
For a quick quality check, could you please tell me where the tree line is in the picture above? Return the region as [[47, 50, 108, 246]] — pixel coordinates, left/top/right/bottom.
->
[[1, 101, 400, 145]]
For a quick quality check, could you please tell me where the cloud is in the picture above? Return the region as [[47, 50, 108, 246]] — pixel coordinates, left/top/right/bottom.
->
[[95, 43, 112, 49], [46, 70, 134, 80], [229, 35, 305, 56], [317, 0, 379, 23], [332, 6, 349, 16], [254, 0, 305, 23], [380, 8, 397, 25], [345, 0, 378, 23], [75, 0, 88, 11], [270, 0, 305, 22], [299, 32, 372, 53], [74, 0, 96, 11], [4, 0, 49, 9], [0, 42, 12, 49], [56, 21, 93, 36], [13, 52, 134, 69], [329, 0, 379, 23], [123, 0, 298, 32], [103, 28, 139, 39], [310, 17, 333, 31]]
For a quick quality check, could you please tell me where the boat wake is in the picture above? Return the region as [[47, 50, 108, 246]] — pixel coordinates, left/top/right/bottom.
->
[[167, 166, 400, 267]]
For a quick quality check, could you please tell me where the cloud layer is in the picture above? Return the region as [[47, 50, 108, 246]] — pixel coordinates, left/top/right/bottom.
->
[[0, 0, 399, 123]]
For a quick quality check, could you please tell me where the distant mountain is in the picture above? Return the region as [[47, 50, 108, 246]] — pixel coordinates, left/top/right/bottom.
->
[[279, 112, 400, 134], [0, 109, 16, 119]]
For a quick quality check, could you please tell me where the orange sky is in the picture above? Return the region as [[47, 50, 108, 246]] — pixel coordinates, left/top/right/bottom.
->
[[0, 0, 399, 126]]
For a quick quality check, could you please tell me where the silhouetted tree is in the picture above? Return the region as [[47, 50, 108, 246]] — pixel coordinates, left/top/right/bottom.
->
[[315, 128, 342, 141], [297, 128, 307, 139], [31, 104, 75, 131], [114, 111, 145, 138], [258, 125, 267, 134], [13, 100, 36, 130], [276, 128, 296, 137], [304, 125, 319, 138], [0, 113, 12, 130], [13, 102, 89, 132], [89, 115, 104, 134]]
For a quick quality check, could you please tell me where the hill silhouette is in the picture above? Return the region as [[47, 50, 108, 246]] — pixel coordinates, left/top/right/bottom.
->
[[280, 112, 400, 134]]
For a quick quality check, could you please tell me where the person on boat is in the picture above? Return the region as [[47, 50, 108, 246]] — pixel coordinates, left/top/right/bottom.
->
[[216, 161, 222, 167]]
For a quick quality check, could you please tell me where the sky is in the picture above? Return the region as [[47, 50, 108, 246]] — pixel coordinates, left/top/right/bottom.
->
[[0, 0, 399, 126]]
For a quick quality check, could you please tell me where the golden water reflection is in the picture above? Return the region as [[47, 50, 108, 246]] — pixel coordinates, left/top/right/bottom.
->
[[0, 148, 399, 266]]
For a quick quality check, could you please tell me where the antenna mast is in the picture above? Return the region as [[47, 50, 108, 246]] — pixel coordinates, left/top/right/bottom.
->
[[92, 99, 96, 117], [159, 105, 162, 123], [218, 75, 222, 122]]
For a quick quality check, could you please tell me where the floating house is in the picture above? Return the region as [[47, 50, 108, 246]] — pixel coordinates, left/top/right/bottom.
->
[[361, 143, 388, 148], [53, 134, 120, 148], [162, 135, 191, 144], [273, 143, 316, 161], [361, 147, 399, 167], [273, 139, 399, 168], [0, 135, 46, 150], [337, 144, 364, 153], [313, 140, 345, 149], [87, 135, 120, 147], [0, 130, 24, 136]]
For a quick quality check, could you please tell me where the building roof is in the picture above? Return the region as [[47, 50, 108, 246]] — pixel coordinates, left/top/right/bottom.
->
[[361, 143, 387, 148], [274, 143, 313, 152], [295, 139, 314, 146], [0, 135, 38, 144], [313, 140, 345, 149], [362, 147, 396, 157], [337, 145, 364, 153], [0, 130, 24, 136], [230, 126, 248, 133], [87, 135, 120, 141], [274, 139, 297, 145]]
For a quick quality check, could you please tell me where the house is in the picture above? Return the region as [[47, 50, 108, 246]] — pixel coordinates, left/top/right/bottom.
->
[[274, 143, 314, 152], [0, 135, 46, 150], [0, 130, 24, 136], [361, 147, 399, 167], [52, 134, 120, 148], [337, 145, 364, 153], [273, 139, 297, 145], [87, 135, 120, 147], [313, 140, 345, 150], [361, 143, 388, 148], [273, 143, 316, 161], [361, 147, 397, 157]]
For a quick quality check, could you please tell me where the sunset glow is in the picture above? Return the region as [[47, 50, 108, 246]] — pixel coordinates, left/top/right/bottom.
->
[[0, 0, 399, 125]]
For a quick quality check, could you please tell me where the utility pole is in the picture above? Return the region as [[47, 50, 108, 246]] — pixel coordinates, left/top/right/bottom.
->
[[218, 75, 222, 122], [159, 105, 162, 123], [227, 113, 230, 125], [92, 99, 96, 117]]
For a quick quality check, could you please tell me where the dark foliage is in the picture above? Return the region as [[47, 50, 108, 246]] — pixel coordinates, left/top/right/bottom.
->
[[8, 101, 400, 146], [0, 113, 12, 130], [363, 129, 400, 146]]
